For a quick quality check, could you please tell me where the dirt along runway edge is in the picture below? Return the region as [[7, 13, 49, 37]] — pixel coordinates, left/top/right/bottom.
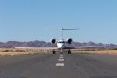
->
[[0, 47, 117, 56]]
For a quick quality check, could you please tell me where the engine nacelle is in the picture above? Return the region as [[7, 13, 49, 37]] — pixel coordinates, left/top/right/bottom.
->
[[51, 39, 56, 44], [67, 38, 72, 44]]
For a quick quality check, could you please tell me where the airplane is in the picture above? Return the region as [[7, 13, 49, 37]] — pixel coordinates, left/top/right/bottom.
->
[[51, 28, 77, 54]]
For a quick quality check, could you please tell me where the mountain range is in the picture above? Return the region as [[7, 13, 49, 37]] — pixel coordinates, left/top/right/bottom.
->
[[0, 40, 117, 49]]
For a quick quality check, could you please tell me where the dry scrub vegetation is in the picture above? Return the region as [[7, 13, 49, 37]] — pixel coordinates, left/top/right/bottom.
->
[[0, 48, 51, 56], [71, 49, 117, 55], [0, 48, 117, 56]]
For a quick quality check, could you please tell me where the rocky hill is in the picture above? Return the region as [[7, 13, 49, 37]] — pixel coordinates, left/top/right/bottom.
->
[[0, 40, 117, 49]]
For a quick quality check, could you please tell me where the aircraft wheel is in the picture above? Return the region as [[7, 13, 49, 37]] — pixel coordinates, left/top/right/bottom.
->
[[68, 50, 71, 54], [52, 50, 56, 54]]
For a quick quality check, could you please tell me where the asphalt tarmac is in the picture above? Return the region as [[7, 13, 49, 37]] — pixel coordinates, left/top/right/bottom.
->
[[0, 53, 117, 78]]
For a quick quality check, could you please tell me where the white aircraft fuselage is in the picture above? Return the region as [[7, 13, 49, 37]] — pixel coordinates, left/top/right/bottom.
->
[[57, 40, 65, 49]]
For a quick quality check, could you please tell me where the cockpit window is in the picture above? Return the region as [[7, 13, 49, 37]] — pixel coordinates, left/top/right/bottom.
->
[[58, 41, 64, 43]]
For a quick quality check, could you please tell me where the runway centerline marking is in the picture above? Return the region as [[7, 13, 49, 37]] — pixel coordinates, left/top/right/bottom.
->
[[59, 57, 64, 59], [56, 63, 64, 66], [60, 54, 63, 57], [55, 54, 65, 66], [58, 58, 64, 62]]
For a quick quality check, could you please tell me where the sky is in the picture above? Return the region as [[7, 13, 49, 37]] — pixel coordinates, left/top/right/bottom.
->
[[0, 0, 117, 44]]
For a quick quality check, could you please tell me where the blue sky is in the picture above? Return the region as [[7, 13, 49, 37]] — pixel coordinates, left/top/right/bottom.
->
[[0, 0, 117, 43]]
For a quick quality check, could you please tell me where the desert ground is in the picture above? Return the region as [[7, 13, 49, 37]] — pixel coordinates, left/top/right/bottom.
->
[[0, 48, 117, 78], [0, 48, 117, 56]]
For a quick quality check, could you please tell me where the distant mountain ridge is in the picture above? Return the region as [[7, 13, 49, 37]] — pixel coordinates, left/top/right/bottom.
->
[[0, 40, 117, 49]]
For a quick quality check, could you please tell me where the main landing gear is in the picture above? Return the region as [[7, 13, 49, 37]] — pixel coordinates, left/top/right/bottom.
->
[[52, 50, 56, 54], [68, 49, 71, 54]]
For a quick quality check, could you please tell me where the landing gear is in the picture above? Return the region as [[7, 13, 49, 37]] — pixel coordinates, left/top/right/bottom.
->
[[52, 50, 56, 54], [68, 49, 71, 54]]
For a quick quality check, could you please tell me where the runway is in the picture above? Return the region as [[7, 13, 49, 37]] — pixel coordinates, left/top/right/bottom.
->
[[0, 53, 117, 78]]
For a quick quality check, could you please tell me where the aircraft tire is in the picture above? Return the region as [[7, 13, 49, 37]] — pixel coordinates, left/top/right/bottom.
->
[[68, 50, 71, 54], [52, 51, 56, 54]]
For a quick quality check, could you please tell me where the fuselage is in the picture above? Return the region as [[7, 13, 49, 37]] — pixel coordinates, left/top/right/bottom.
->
[[57, 40, 65, 49]]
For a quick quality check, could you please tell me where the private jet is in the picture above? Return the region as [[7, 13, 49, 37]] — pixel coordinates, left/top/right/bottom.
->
[[51, 28, 77, 54]]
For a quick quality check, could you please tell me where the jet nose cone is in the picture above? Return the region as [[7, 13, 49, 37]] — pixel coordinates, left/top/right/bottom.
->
[[57, 43, 64, 48]]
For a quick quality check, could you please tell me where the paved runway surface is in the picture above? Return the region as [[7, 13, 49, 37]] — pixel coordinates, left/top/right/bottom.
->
[[0, 53, 117, 78]]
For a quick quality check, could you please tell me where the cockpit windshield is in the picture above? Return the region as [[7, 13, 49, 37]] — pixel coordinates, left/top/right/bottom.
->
[[58, 41, 64, 43]]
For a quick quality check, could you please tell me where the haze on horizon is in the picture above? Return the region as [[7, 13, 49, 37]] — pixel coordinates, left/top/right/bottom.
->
[[0, 0, 117, 44]]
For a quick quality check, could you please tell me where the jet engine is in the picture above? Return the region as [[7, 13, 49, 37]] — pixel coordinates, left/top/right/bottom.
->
[[67, 38, 72, 44], [51, 39, 56, 44]]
